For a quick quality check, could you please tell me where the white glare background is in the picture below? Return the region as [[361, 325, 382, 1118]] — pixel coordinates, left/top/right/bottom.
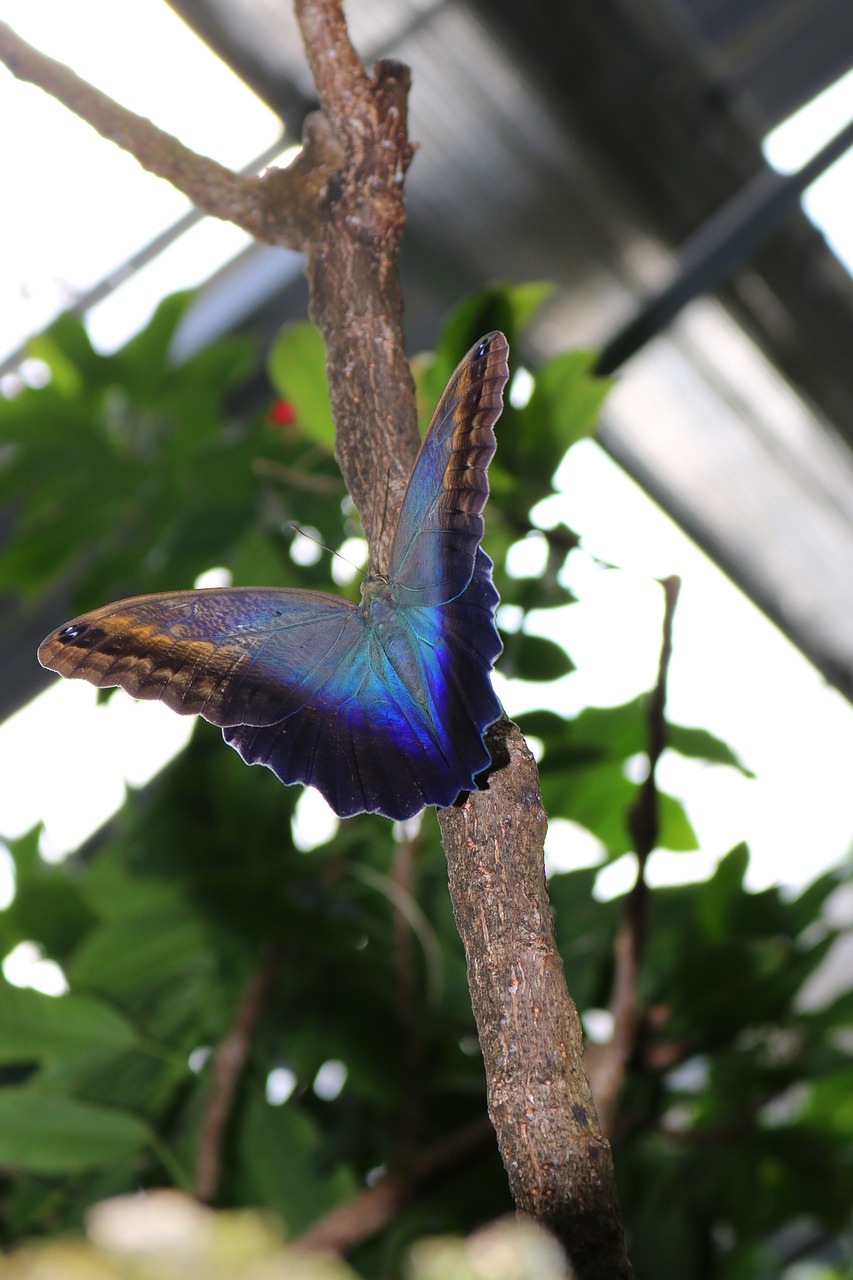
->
[[1, 6, 853, 996]]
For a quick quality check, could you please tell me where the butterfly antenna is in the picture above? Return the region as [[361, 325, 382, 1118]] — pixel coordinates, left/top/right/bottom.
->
[[288, 523, 365, 577]]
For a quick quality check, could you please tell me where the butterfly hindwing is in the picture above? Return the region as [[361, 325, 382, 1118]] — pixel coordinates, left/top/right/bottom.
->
[[37, 332, 510, 819], [226, 558, 502, 819]]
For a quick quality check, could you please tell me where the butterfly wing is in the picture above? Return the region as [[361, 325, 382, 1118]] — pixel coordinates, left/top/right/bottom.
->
[[387, 330, 509, 606], [223, 582, 497, 819], [37, 331, 510, 820], [358, 330, 508, 805], [37, 587, 362, 728], [37, 584, 490, 820]]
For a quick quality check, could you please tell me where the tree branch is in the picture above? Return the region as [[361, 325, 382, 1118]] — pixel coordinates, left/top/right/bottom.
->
[[293, 3, 418, 564], [441, 720, 632, 1280], [194, 947, 282, 1203], [587, 575, 681, 1136], [291, 4, 631, 1273], [0, 19, 342, 249], [292, 1117, 494, 1255], [5, 1, 633, 1270]]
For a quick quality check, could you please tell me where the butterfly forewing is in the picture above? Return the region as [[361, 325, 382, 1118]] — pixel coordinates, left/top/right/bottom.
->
[[388, 331, 509, 606], [37, 588, 361, 729], [38, 332, 509, 819]]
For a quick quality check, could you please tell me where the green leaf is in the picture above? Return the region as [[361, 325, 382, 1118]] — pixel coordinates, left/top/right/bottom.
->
[[802, 1068, 853, 1137], [539, 754, 697, 854], [667, 724, 754, 775], [567, 700, 648, 759], [523, 699, 746, 780], [226, 529, 289, 588], [24, 331, 83, 397], [694, 844, 750, 940], [29, 312, 106, 389], [520, 348, 611, 452], [0, 1091, 149, 1173], [0, 829, 98, 962], [787, 870, 844, 934], [487, 349, 611, 503], [436, 282, 554, 370], [236, 1098, 359, 1233], [547, 868, 620, 1010], [3, 826, 41, 886], [111, 290, 195, 398], [69, 911, 217, 1006], [0, 981, 136, 1065], [499, 632, 574, 681], [415, 282, 554, 418], [656, 792, 699, 852], [267, 322, 336, 449]]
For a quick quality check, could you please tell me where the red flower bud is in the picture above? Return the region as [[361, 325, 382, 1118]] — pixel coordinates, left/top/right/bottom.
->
[[268, 398, 297, 426]]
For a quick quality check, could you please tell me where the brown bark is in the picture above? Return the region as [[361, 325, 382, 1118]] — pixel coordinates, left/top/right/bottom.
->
[[294, 0, 418, 565], [441, 721, 632, 1280]]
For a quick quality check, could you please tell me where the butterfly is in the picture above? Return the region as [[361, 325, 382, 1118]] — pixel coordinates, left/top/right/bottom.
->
[[38, 332, 509, 821]]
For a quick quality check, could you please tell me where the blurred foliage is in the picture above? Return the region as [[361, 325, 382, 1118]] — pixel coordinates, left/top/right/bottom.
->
[[3, 1195, 566, 1280], [0, 284, 851, 1279]]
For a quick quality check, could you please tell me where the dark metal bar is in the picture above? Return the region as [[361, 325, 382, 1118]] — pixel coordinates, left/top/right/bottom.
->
[[596, 114, 853, 374]]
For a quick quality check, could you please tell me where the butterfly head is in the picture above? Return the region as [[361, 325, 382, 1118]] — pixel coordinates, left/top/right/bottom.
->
[[360, 572, 389, 596]]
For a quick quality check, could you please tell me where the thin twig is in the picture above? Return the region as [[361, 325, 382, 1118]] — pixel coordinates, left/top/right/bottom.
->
[[194, 947, 282, 1202], [628, 575, 682, 870], [588, 575, 681, 1136], [251, 457, 346, 496], [391, 823, 426, 1162], [292, 1116, 494, 1254], [295, 0, 373, 137], [0, 19, 341, 249]]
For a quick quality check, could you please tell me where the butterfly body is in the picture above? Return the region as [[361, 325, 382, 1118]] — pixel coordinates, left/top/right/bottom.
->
[[39, 332, 509, 820]]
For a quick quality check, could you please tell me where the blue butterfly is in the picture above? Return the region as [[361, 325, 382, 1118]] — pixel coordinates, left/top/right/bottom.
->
[[38, 332, 509, 820]]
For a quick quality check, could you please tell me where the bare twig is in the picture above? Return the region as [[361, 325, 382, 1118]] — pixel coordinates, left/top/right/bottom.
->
[[588, 575, 681, 1135], [194, 947, 282, 1202], [251, 457, 347, 496], [292, 1117, 494, 1254], [0, 19, 341, 249], [628, 575, 681, 869], [392, 824, 425, 1162]]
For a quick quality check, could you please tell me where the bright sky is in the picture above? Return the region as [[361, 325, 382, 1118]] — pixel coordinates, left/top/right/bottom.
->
[[1, 4, 853, 995]]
